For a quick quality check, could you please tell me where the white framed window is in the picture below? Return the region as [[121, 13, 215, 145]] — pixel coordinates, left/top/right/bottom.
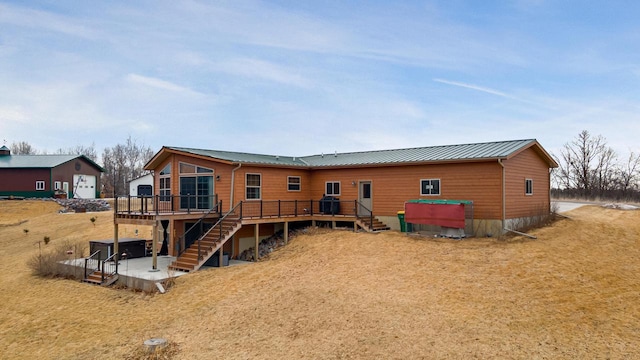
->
[[54, 181, 61, 190], [246, 173, 261, 200], [525, 179, 533, 195], [420, 179, 440, 196], [35, 181, 45, 191], [288, 176, 301, 191], [325, 181, 341, 196], [159, 163, 171, 201]]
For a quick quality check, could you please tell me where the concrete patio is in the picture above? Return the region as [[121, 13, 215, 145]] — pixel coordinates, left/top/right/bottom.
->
[[64, 255, 251, 292]]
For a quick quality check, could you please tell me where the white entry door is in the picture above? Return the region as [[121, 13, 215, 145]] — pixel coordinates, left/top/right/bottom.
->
[[358, 181, 372, 216]]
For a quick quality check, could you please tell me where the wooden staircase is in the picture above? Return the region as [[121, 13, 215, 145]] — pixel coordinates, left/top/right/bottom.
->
[[83, 271, 119, 286], [168, 217, 242, 272], [357, 216, 390, 232]]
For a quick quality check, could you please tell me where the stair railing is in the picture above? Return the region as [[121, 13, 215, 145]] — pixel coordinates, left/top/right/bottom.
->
[[354, 200, 375, 231], [196, 201, 243, 263], [84, 250, 101, 279], [102, 253, 118, 283], [176, 200, 223, 256]]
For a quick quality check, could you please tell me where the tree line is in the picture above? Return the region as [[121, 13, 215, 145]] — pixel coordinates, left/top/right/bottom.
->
[[553, 130, 640, 202], [8, 137, 154, 197]]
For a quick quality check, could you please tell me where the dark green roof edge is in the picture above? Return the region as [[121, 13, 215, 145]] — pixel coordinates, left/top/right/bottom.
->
[[160, 139, 555, 168]]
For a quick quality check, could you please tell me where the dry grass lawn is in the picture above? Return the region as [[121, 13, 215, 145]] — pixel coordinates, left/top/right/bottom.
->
[[0, 200, 639, 359]]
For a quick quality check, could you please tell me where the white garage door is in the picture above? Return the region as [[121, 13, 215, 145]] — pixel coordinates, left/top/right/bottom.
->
[[73, 175, 97, 199]]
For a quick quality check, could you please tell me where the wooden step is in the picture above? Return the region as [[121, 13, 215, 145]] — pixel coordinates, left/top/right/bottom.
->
[[168, 264, 194, 272], [83, 271, 117, 285], [168, 217, 241, 272]]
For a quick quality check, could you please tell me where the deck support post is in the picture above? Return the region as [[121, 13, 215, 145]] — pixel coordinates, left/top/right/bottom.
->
[[353, 221, 357, 232], [312, 220, 316, 227], [332, 220, 336, 229], [113, 223, 119, 267], [152, 220, 158, 270], [284, 221, 289, 244], [219, 242, 224, 266], [231, 235, 235, 258], [255, 224, 260, 261]]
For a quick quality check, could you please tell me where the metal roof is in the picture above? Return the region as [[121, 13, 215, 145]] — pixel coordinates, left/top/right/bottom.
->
[[301, 139, 539, 167], [167, 147, 310, 167], [166, 139, 549, 168], [0, 154, 104, 171]]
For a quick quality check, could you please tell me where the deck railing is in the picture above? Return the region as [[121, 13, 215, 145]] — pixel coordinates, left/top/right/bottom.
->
[[117, 196, 378, 231], [114, 194, 220, 215], [238, 198, 362, 218]]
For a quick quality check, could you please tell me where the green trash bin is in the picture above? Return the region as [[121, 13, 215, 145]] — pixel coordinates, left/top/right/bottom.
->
[[397, 211, 406, 232]]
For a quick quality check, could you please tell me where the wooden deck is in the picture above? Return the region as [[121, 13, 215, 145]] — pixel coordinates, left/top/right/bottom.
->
[[114, 197, 388, 231]]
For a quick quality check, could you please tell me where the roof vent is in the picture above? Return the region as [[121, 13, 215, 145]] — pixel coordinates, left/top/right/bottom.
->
[[334, 151, 337, 157]]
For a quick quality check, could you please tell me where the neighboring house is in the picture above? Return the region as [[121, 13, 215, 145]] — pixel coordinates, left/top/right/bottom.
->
[[128, 173, 153, 197], [0, 146, 104, 199], [114, 139, 557, 272]]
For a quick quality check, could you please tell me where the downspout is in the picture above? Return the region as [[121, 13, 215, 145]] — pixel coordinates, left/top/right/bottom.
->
[[229, 163, 242, 211], [498, 159, 506, 231], [549, 168, 553, 213]]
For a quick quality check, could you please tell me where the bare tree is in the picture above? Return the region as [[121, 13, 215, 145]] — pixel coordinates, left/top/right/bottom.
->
[[557, 130, 617, 197], [100, 136, 154, 197], [56, 143, 98, 162], [10, 141, 38, 155], [615, 151, 640, 194]]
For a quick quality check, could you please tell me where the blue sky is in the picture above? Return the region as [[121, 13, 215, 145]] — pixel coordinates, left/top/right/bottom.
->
[[1, 1, 638, 160]]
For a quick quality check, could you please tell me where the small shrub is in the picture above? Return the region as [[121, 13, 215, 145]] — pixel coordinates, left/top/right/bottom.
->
[[43, 236, 51, 245], [90, 216, 97, 226], [27, 240, 88, 278], [23, 228, 29, 235]]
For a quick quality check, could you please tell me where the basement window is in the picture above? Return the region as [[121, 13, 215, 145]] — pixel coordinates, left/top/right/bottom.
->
[[288, 176, 301, 191], [54, 181, 61, 190], [525, 179, 533, 195], [420, 179, 440, 196], [36, 181, 45, 191]]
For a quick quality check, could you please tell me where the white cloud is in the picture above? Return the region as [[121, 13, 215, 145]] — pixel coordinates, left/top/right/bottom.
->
[[215, 58, 312, 88], [0, 3, 97, 39], [126, 74, 204, 96]]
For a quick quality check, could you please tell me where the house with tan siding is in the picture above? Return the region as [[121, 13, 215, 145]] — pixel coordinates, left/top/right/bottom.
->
[[113, 139, 557, 273]]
